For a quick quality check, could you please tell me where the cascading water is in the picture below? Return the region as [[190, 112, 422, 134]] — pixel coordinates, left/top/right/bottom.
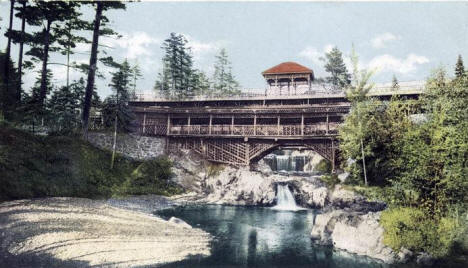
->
[[275, 155, 290, 171], [272, 184, 304, 211]]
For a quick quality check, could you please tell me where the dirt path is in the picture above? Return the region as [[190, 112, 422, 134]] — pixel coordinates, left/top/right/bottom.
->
[[0, 197, 211, 267]]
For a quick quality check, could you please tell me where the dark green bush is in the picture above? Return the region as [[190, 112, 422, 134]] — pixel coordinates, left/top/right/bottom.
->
[[381, 207, 466, 258]]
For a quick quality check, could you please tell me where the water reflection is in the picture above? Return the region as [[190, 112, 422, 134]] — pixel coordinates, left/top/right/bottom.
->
[[156, 205, 417, 268]]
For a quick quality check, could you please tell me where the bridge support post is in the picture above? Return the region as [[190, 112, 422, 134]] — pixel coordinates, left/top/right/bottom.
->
[[301, 114, 304, 136], [142, 113, 146, 135], [254, 115, 257, 136], [231, 116, 234, 135], [277, 116, 280, 136], [331, 139, 336, 173], [166, 114, 171, 135], [326, 114, 329, 135], [209, 115, 212, 135]]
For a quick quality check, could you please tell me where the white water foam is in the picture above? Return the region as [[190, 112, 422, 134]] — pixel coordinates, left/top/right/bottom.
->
[[272, 184, 305, 211]]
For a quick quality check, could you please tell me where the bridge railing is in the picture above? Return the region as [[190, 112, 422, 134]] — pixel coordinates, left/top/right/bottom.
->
[[166, 124, 338, 137]]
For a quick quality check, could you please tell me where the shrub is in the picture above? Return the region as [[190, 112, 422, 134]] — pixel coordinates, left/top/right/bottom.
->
[[315, 159, 331, 174], [381, 206, 465, 258], [320, 174, 340, 188]]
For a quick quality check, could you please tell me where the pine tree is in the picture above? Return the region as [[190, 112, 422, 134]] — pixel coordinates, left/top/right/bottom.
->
[[102, 59, 134, 131], [48, 84, 79, 132], [192, 70, 211, 96], [154, 33, 196, 99], [391, 74, 400, 91], [324, 47, 351, 90], [212, 48, 240, 96], [82, 1, 126, 139], [455, 55, 465, 79], [130, 62, 142, 99], [22, 1, 81, 108]]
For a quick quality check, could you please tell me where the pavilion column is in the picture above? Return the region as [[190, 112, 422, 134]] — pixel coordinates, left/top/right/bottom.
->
[[254, 114, 257, 136], [277, 116, 280, 135], [301, 114, 304, 136], [231, 115, 234, 135], [293, 77, 297, 95], [287, 80, 290, 95], [209, 115, 212, 135]]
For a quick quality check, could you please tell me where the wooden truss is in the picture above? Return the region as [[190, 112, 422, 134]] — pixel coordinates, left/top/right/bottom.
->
[[168, 137, 338, 170]]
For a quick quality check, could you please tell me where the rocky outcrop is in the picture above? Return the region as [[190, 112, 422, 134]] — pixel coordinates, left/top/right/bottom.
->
[[311, 210, 397, 263], [330, 185, 386, 213]]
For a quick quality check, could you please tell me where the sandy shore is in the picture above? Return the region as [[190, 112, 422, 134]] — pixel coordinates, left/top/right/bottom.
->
[[0, 197, 211, 267]]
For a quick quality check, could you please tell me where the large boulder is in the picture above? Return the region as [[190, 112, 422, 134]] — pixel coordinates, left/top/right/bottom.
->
[[330, 185, 386, 213], [311, 210, 397, 263], [201, 166, 276, 205]]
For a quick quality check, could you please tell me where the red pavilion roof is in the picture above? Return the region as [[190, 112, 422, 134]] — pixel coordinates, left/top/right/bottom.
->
[[262, 62, 313, 75]]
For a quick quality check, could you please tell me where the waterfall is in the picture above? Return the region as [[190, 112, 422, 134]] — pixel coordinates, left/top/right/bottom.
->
[[276, 155, 290, 171], [272, 184, 304, 211]]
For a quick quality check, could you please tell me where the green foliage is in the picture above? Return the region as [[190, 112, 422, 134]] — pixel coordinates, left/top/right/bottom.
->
[[320, 174, 340, 188], [0, 126, 182, 201], [115, 156, 183, 196], [205, 162, 225, 178], [154, 32, 196, 99], [212, 48, 241, 96], [391, 74, 400, 91], [315, 159, 331, 174], [323, 46, 351, 89], [455, 55, 466, 79], [102, 59, 135, 132], [381, 207, 465, 258]]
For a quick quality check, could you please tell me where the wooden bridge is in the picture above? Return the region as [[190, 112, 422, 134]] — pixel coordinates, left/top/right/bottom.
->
[[129, 89, 422, 170]]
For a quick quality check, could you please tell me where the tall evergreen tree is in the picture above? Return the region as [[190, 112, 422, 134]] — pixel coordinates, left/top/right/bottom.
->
[[3, 0, 15, 96], [22, 1, 81, 108], [130, 62, 142, 99], [82, 1, 125, 139], [391, 74, 400, 91], [455, 54, 465, 79], [212, 48, 240, 96], [323, 47, 351, 90], [154, 33, 195, 99]]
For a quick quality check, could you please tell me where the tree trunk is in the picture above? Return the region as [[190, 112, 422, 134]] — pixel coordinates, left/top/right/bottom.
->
[[82, 2, 103, 139], [110, 114, 117, 169], [16, 0, 26, 104], [39, 19, 52, 107], [360, 138, 368, 186], [4, 0, 15, 88]]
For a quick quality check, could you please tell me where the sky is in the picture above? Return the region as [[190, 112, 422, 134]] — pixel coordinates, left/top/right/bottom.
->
[[1, 1, 467, 98]]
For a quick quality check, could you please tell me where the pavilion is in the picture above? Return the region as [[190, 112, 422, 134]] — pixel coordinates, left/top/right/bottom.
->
[[262, 62, 314, 96]]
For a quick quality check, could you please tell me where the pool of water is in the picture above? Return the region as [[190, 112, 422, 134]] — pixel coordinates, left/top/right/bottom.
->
[[155, 205, 410, 268]]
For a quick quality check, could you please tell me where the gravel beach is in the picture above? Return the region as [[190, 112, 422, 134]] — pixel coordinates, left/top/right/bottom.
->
[[0, 197, 211, 267]]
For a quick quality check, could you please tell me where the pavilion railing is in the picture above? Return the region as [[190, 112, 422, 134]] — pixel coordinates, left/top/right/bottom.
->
[[132, 81, 425, 102]]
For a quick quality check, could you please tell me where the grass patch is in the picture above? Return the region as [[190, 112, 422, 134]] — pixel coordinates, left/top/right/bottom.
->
[[0, 125, 183, 201]]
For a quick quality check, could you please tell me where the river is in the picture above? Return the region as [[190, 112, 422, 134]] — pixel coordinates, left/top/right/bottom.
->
[[155, 204, 416, 268]]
